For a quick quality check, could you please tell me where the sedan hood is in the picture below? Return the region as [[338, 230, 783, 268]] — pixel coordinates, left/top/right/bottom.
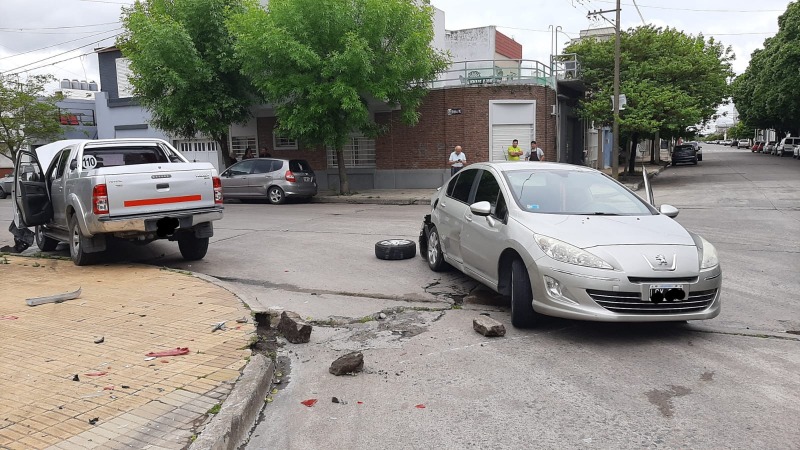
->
[[517, 214, 695, 249]]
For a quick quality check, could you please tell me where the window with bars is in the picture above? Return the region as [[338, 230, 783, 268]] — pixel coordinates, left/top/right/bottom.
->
[[175, 140, 218, 153], [273, 133, 298, 150], [231, 136, 257, 158], [326, 136, 376, 168]]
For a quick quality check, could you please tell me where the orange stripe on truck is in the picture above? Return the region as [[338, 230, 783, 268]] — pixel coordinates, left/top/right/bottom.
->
[[124, 195, 202, 207]]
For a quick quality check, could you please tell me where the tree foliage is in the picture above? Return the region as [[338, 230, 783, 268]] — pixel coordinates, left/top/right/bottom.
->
[[0, 74, 64, 163], [566, 25, 733, 172], [733, 2, 800, 135], [120, 0, 255, 166], [229, 0, 449, 193]]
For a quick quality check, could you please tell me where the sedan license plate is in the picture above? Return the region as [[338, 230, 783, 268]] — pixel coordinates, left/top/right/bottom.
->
[[647, 284, 686, 302]]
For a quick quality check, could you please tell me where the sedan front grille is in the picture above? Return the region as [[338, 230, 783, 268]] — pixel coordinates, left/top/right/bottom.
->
[[587, 289, 717, 314]]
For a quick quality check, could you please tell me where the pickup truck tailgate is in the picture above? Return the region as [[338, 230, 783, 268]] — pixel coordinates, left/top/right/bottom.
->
[[102, 163, 216, 217]]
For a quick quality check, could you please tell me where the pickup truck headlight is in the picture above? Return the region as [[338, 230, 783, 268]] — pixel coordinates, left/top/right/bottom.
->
[[699, 236, 719, 269], [534, 234, 614, 270]]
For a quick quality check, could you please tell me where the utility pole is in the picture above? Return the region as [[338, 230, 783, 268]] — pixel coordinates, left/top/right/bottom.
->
[[587, 1, 621, 178]]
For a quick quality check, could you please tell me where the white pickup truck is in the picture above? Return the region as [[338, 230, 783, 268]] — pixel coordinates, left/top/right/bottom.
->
[[14, 138, 224, 265]]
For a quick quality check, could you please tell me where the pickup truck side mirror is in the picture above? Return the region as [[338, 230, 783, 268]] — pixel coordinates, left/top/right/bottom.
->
[[69, 159, 77, 171]]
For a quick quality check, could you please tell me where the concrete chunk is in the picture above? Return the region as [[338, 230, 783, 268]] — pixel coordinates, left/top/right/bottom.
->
[[277, 311, 312, 344], [329, 351, 364, 376], [473, 315, 506, 337]]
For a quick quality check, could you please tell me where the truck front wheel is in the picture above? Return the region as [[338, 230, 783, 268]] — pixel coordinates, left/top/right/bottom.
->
[[178, 233, 209, 261]]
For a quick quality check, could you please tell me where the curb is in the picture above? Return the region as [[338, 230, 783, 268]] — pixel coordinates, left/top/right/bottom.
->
[[189, 354, 274, 450], [311, 196, 429, 206], [628, 163, 670, 191]]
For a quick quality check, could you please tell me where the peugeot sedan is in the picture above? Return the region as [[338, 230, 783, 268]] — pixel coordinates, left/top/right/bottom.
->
[[419, 162, 721, 327]]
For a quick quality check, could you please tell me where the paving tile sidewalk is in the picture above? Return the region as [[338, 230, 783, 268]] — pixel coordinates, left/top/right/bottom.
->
[[0, 256, 254, 450]]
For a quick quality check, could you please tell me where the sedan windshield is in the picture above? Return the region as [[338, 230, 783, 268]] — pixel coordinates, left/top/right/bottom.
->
[[504, 169, 656, 215]]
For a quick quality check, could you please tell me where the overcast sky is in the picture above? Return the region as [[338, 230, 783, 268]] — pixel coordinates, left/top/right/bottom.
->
[[0, 0, 792, 124]]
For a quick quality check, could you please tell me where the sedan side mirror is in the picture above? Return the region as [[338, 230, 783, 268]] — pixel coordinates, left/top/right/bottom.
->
[[660, 204, 679, 218], [470, 201, 492, 217], [69, 159, 77, 171]]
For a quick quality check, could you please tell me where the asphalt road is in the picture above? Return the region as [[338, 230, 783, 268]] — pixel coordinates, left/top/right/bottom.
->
[[1, 144, 798, 449]]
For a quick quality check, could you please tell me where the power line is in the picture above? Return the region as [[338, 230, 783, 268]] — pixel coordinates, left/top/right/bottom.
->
[[0, 28, 120, 35], [76, 0, 132, 4], [0, 21, 120, 31], [3, 49, 102, 76], [0, 28, 123, 61], [591, 0, 784, 13], [1, 32, 122, 74]]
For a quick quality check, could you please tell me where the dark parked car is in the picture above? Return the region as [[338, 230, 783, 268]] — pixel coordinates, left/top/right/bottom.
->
[[672, 144, 698, 166], [220, 158, 317, 204]]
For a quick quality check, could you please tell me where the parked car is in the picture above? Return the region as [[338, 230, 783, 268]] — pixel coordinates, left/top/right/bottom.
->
[[775, 136, 800, 157], [0, 172, 12, 199], [751, 141, 763, 153], [15, 139, 223, 265], [671, 144, 698, 165], [220, 158, 317, 204], [722, 140, 733, 146], [419, 162, 721, 327], [764, 141, 777, 154], [730, 140, 739, 147], [737, 139, 750, 149], [687, 141, 703, 161]]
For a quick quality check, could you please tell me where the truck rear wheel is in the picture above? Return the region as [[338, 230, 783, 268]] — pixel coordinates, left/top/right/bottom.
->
[[178, 233, 209, 261], [69, 216, 96, 266]]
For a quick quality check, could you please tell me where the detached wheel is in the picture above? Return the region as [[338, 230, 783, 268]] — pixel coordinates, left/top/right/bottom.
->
[[35, 226, 59, 251], [267, 186, 286, 205], [69, 216, 96, 266], [178, 233, 209, 261], [375, 239, 416, 260], [510, 258, 538, 328], [426, 226, 449, 272]]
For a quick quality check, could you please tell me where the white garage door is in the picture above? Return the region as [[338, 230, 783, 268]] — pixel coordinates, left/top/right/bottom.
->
[[491, 124, 533, 161], [175, 140, 220, 171]]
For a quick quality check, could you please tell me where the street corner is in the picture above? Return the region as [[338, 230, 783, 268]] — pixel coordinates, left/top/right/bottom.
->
[[0, 255, 257, 449]]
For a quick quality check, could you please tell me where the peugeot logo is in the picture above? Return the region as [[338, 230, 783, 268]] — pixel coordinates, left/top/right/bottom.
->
[[654, 254, 669, 266], [643, 253, 677, 271]]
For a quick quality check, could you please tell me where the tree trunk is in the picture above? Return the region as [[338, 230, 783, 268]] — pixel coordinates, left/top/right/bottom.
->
[[649, 135, 656, 164], [654, 131, 660, 164], [627, 132, 640, 175], [215, 133, 235, 168], [335, 147, 350, 195]]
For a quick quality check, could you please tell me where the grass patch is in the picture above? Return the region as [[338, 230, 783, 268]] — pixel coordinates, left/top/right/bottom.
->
[[207, 403, 221, 415]]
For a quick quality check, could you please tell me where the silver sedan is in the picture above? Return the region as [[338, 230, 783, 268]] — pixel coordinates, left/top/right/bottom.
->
[[420, 162, 721, 327]]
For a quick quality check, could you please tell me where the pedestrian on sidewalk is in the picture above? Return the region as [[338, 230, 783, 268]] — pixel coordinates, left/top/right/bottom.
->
[[529, 140, 545, 161], [507, 139, 523, 161], [448, 145, 467, 176]]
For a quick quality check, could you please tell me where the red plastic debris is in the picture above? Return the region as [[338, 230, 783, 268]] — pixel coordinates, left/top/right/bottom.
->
[[160, 359, 169, 364], [301, 399, 318, 407], [84, 371, 108, 377], [0, 315, 18, 320], [145, 347, 190, 358], [103, 386, 115, 391], [415, 404, 426, 409], [357, 401, 364, 405]]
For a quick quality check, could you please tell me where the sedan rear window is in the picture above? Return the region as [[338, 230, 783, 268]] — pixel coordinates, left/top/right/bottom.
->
[[505, 169, 655, 215]]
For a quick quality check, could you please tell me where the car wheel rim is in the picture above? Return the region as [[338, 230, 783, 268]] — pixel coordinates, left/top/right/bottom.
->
[[428, 231, 439, 265], [72, 227, 80, 254], [270, 189, 282, 202]]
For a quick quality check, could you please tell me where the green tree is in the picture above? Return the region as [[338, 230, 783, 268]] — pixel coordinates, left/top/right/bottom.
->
[[566, 25, 733, 173], [120, 0, 256, 167], [734, 2, 800, 136], [0, 74, 64, 163], [229, 0, 449, 194]]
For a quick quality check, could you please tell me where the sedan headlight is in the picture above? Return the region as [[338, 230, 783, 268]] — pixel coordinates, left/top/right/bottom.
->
[[534, 234, 614, 270], [699, 236, 719, 269]]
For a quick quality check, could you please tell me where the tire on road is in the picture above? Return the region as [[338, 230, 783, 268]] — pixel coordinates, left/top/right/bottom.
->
[[35, 226, 59, 251], [510, 258, 538, 328], [178, 232, 209, 261], [69, 216, 96, 266], [375, 239, 416, 260]]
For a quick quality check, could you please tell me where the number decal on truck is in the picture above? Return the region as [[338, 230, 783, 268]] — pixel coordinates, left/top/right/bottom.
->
[[82, 155, 97, 169]]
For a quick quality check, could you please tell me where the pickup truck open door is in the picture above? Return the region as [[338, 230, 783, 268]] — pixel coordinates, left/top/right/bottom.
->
[[14, 150, 53, 227]]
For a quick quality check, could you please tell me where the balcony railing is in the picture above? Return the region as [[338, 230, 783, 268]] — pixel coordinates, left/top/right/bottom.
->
[[428, 59, 555, 89]]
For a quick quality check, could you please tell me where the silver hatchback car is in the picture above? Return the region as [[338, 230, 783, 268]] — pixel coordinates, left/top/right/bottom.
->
[[220, 158, 317, 204], [420, 162, 721, 327]]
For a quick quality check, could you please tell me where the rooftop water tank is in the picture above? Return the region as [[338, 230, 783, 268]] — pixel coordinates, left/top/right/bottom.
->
[[70, 79, 81, 89], [88, 80, 98, 91], [60, 79, 71, 89], [80, 80, 89, 90]]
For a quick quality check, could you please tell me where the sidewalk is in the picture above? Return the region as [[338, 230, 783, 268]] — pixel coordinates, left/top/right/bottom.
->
[[0, 256, 256, 449]]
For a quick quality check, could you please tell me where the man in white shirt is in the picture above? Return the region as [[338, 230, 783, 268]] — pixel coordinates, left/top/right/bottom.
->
[[448, 145, 467, 176], [529, 140, 545, 161]]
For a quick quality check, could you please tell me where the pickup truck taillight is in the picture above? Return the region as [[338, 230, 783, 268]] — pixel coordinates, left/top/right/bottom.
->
[[285, 171, 296, 182], [212, 176, 223, 204], [93, 184, 109, 215]]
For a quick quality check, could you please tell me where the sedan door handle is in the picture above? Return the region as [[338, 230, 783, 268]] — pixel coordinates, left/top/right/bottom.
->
[[464, 214, 473, 222]]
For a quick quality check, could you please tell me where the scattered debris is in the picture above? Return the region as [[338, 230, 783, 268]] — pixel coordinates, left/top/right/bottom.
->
[[145, 347, 190, 358], [121, 385, 130, 389], [301, 399, 318, 407], [25, 287, 82, 307], [415, 404, 426, 409], [479, 312, 491, 316], [72, 374, 80, 382], [144, 357, 156, 361], [93, 336, 104, 344], [271, 388, 278, 395], [212, 321, 227, 332], [329, 351, 364, 376], [473, 316, 506, 337], [88, 418, 99, 425], [357, 401, 364, 405], [378, 312, 387, 320], [332, 397, 340, 404], [278, 311, 312, 344], [235, 317, 249, 324], [265, 396, 274, 403], [0, 315, 19, 320], [103, 386, 115, 391], [84, 371, 108, 377]]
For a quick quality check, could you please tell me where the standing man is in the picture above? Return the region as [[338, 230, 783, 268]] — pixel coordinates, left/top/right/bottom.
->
[[448, 145, 467, 176], [507, 139, 524, 161], [529, 140, 545, 161]]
